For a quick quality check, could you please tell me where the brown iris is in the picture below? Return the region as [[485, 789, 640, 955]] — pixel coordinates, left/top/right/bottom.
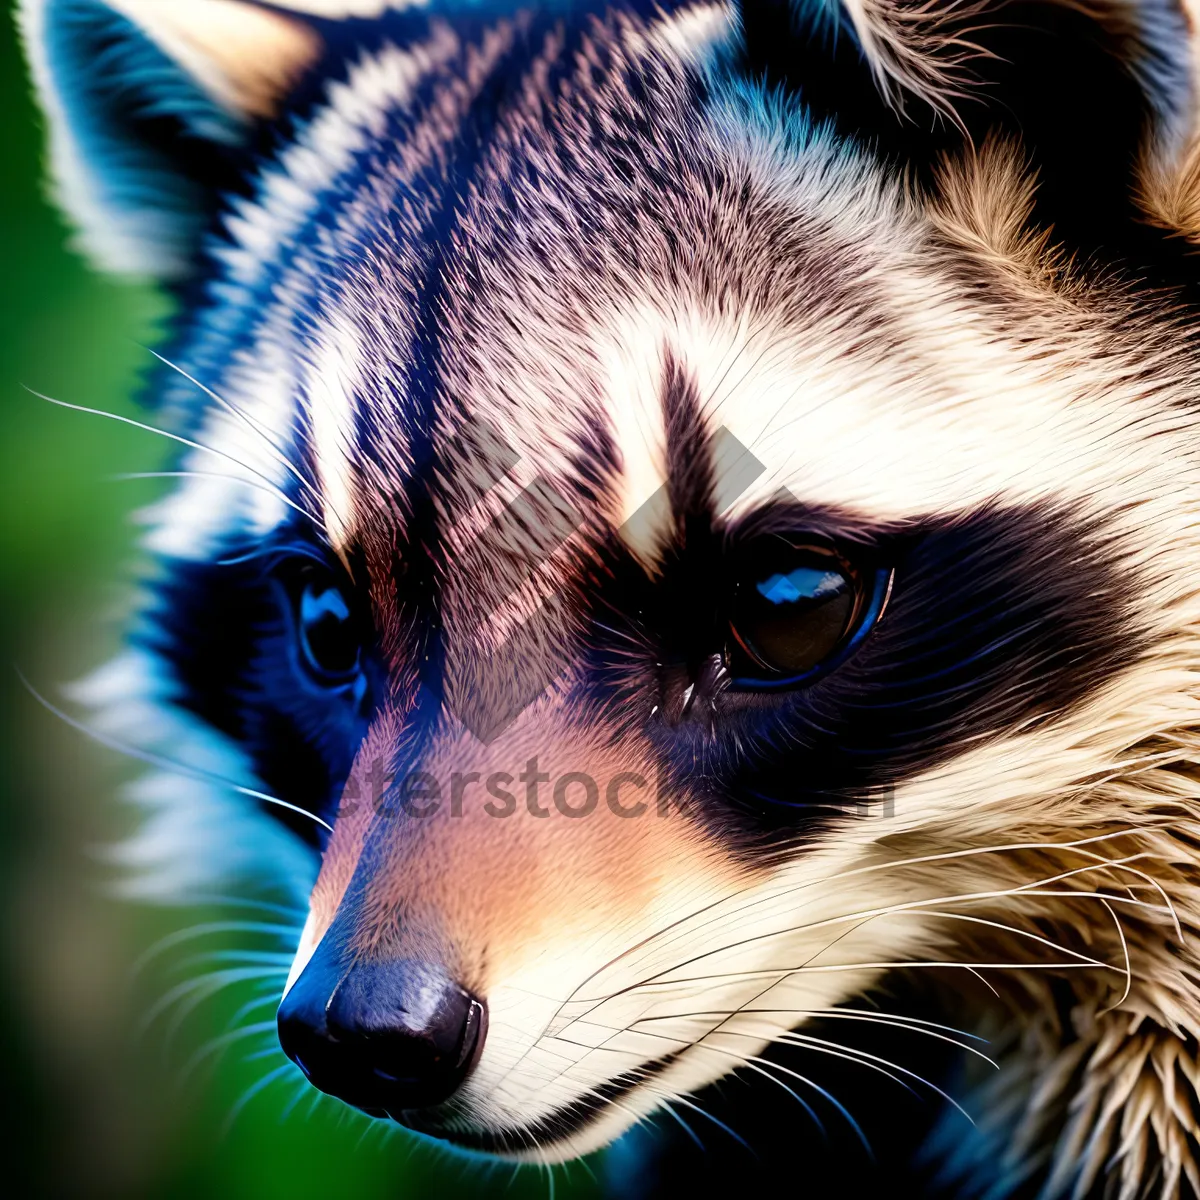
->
[[728, 540, 868, 683]]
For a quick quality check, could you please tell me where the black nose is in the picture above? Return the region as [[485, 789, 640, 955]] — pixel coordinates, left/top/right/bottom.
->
[[277, 956, 487, 1115]]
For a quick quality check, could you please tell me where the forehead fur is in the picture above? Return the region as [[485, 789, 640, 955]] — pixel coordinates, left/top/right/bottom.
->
[[265, 14, 1200, 573]]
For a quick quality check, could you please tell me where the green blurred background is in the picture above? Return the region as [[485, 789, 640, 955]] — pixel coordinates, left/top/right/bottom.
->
[[0, 7, 604, 1197]]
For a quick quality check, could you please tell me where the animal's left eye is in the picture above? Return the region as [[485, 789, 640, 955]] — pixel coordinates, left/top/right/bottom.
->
[[727, 539, 891, 688], [297, 579, 361, 683]]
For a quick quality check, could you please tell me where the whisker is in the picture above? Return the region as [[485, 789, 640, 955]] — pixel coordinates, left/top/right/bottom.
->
[[760, 1004, 986, 1040], [564, 828, 1171, 1014], [183, 895, 306, 920], [656, 1098, 707, 1150], [770, 1031, 974, 1123], [613, 959, 1118, 997], [697, 1043, 830, 1137], [178, 1019, 278, 1085], [534, 1020, 844, 1153], [280, 1080, 312, 1123], [637, 1007, 965, 1130], [354, 1113, 386, 1153], [133, 920, 302, 976], [991, 888, 1174, 915], [144, 348, 330, 518], [140, 966, 289, 1035], [23, 384, 324, 528], [688, 1026, 919, 1100], [1098, 897, 1133, 1012], [963, 965, 1000, 997], [177, 949, 296, 970], [914, 910, 1115, 972], [686, 1041, 871, 1154], [222, 1061, 297, 1137], [576, 854, 1160, 1007], [637, 1086, 751, 1152], [18, 671, 333, 834], [161, 968, 286, 1056], [227, 984, 286, 1030], [632, 1007, 996, 1065], [244, 1044, 286, 1063], [108, 471, 315, 516], [547, 999, 993, 1087], [1006, 855, 1181, 937]]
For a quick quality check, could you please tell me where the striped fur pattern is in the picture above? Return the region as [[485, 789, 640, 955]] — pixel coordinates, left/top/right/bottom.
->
[[20, 0, 1200, 1194]]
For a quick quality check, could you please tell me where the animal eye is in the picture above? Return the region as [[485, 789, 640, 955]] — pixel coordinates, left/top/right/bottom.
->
[[727, 539, 891, 688], [297, 579, 361, 683]]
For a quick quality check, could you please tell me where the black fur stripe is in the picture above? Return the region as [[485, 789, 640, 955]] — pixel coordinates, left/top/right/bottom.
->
[[583, 499, 1146, 848]]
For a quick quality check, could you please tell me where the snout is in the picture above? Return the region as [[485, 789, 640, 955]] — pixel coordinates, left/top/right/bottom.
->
[[277, 702, 744, 1148], [277, 954, 488, 1116]]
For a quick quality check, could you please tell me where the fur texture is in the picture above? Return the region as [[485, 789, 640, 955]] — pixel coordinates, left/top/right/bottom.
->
[[21, 0, 1200, 1196]]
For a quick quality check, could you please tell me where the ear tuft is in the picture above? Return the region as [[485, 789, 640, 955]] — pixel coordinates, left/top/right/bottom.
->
[[18, 0, 324, 278], [1134, 0, 1200, 242], [775, 0, 1200, 244], [834, 0, 991, 116], [822, 0, 1195, 121]]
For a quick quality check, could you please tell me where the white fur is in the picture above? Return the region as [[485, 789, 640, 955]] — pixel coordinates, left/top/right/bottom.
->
[[305, 314, 363, 551], [70, 651, 316, 903]]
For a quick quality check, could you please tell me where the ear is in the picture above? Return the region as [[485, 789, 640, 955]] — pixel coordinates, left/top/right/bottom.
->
[[17, 0, 343, 279], [740, 0, 1200, 250], [1135, 0, 1200, 241]]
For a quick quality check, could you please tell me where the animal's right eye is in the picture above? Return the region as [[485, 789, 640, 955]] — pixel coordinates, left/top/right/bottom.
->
[[267, 550, 373, 715], [297, 579, 362, 683]]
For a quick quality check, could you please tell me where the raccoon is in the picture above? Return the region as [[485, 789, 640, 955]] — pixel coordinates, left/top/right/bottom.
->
[[20, 0, 1200, 1195]]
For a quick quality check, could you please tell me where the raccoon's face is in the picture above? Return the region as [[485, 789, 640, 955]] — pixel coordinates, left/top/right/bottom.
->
[[23, 0, 1200, 1164]]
